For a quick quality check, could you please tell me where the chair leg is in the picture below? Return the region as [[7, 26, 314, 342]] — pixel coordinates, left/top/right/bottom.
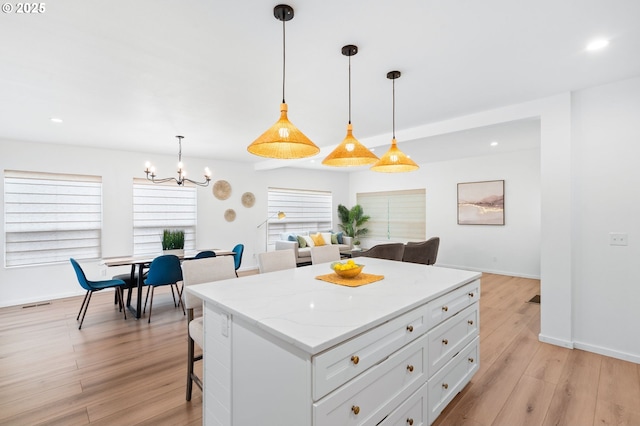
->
[[176, 285, 186, 316], [77, 291, 90, 321], [170, 285, 177, 307], [143, 285, 151, 313], [178, 283, 186, 315], [147, 286, 155, 323], [78, 291, 93, 330], [118, 287, 127, 320], [186, 334, 195, 401]]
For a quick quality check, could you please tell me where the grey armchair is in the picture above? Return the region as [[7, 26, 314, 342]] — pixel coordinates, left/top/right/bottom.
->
[[402, 237, 440, 265], [351, 243, 405, 261]]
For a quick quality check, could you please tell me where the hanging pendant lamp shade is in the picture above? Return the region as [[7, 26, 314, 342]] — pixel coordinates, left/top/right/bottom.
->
[[247, 4, 319, 159], [323, 45, 378, 167], [371, 71, 419, 173]]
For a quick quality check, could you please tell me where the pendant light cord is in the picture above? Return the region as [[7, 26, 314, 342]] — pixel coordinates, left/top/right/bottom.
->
[[392, 78, 396, 139], [348, 54, 352, 124], [282, 19, 286, 103]]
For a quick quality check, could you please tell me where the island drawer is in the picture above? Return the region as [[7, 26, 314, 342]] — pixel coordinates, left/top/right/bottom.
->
[[427, 337, 479, 424], [426, 280, 479, 329], [379, 382, 428, 426], [426, 303, 479, 376], [313, 304, 430, 401], [313, 334, 427, 426]]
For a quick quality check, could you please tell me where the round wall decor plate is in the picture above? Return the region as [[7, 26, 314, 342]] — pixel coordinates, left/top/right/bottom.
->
[[213, 180, 231, 200], [224, 209, 236, 222], [241, 192, 255, 208]]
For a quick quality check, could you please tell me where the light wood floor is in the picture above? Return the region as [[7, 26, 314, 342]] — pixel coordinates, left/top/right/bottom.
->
[[1, 273, 639, 425]]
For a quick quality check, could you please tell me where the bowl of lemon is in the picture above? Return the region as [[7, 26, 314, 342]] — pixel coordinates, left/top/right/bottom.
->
[[330, 259, 364, 278]]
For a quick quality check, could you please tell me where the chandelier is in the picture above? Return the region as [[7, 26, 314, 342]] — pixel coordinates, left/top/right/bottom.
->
[[144, 136, 211, 187]]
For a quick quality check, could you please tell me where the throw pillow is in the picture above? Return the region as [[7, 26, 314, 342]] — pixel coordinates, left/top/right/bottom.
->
[[287, 234, 297, 242], [303, 235, 315, 247], [336, 232, 344, 244], [321, 232, 333, 245], [331, 233, 339, 244], [311, 233, 325, 246], [296, 235, 307, 248]]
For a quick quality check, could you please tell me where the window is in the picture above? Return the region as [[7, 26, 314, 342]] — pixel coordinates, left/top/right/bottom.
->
[[357, 189, 426, 241], [4, 170, 102, 267], [266, 188, 332, 246], [133, 179, 196, 256]]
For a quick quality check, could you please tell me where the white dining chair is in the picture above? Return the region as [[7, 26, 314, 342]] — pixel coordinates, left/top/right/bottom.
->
[[310, 245, 341, 265], [182, 255, 236, 401], [257, 249, 296, 274]]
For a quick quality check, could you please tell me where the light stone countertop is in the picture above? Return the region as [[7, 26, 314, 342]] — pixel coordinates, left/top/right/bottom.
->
[[187, 258, 481, 355]]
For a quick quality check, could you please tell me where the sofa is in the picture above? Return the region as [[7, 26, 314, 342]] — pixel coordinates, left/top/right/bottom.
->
[[275, 231, 353, 265]]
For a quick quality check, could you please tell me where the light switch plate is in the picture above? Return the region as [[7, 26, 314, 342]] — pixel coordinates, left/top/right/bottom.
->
[[609, 232, 628, 246]]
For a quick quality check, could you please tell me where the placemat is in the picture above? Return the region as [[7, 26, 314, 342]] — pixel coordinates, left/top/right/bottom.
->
[[315, 273, 385, 287]]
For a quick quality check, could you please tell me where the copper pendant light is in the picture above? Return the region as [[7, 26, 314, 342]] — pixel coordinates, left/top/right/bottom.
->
[[322, 45, 379, 167], [247, 4, 319, 159], [370, 71, 419, 173]]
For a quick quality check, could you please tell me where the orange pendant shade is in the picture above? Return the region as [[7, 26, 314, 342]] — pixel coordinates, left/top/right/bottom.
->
[[322, 123, 379, 166], [370, 138, 419, 173], [247, 103, 320, 159]]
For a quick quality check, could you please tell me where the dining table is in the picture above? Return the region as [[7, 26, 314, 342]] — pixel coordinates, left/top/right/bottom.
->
[[103, 249, 235, 319]]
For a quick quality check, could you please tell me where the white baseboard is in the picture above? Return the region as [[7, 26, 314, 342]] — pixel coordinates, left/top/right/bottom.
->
[[435, 263, 540, 280], [538, 333, 574, 349], [573, 341, 640, 364], [0, 289, 86, 308]]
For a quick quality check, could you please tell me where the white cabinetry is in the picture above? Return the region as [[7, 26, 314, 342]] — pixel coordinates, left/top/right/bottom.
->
[[188, 259, 481, 426]]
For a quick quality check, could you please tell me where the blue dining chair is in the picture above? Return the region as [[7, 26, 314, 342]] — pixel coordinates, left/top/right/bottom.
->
[[232, 243, 244, 277], [143, 254, 184, 323], [70, 258, 127, 329], [194, 250, 216, 259]]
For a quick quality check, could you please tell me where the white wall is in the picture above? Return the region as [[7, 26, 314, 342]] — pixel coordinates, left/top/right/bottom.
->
[[0, 140, 350, 307], [571, 76, 640, 361], [350, 149, 541, 279]]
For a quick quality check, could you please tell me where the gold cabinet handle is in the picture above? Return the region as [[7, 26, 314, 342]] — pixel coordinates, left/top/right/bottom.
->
[[469, 292, 475, 297], [351, 405, 360, 415], [442, 305, 449, 312], [406, 325, 414, 332], [468, 320, 474, 326], [442, 339, 448, 345], [351, 355, 359, 365], [407, 419, 414, 425], [406, 364, 414, 372], [468, 357, 475, 363], [442, 383, 449, 390]]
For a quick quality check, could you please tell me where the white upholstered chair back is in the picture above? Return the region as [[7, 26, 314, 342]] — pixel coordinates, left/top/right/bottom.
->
[[258, 249, 296, 274], [310, 245, 341, 265], [182, 256, 236, 309]]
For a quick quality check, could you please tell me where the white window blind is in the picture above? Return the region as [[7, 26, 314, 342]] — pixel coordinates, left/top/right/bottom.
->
[[357, 189, 426, 241], [4, 170, 102, 267], [267, 188, 332, 246], [133, 179, 196, 256]]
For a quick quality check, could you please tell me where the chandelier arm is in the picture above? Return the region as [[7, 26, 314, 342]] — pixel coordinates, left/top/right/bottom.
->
[[147, 175, 179, 185], [183, 177, 212, 187]]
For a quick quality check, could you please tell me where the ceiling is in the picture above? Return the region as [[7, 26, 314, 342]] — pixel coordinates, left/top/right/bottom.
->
[[1, 1, 639, 171]]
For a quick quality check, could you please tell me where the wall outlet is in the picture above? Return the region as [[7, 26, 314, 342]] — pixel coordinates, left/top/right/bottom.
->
[[609, 232, 628, 246]]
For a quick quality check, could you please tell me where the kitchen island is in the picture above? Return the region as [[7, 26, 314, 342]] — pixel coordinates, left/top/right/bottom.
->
[[187, 258, 481, 425]]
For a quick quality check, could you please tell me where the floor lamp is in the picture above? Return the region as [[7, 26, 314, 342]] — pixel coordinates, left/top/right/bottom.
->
[[257, 211, 286, 251]]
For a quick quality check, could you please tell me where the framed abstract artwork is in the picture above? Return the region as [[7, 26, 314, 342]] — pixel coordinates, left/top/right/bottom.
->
[[457, 180, 505, 225]]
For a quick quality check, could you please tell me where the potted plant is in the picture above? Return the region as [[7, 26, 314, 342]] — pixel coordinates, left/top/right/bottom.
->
[[337, 204, 370, 248], [162, 229, 185, 255]]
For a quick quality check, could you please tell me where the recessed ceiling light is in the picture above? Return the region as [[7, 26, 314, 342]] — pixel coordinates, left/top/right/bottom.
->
[[490, 141, 499, 147], [50, 117, 63, 123], [586, 38, 609, 52]]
